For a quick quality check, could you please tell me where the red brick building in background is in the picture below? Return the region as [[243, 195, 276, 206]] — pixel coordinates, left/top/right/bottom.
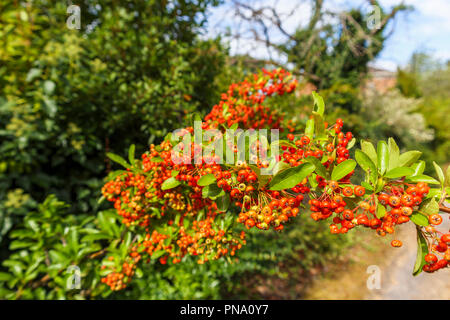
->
[[296, 66, 397, 95], [364, 67, 397, 93]]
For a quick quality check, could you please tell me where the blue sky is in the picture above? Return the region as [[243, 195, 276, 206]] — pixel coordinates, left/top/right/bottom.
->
[[206, 0, 450, 71]]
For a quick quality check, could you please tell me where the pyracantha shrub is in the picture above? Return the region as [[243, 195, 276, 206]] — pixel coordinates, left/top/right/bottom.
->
[[101, 69, 449, 291]]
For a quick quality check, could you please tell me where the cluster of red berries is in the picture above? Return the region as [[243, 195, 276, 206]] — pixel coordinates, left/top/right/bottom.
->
[[100, 69, 297, 289], [101, 249, 141, 291], [101, 68, 448, 291], [205, 68, 296, 129], [423, 224, 449, 273]]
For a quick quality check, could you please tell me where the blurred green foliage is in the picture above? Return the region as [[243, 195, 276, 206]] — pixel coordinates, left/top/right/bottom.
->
[[0, 195, 351, 299], [0, 0, 226, 230], [395, 53, 450, 168]]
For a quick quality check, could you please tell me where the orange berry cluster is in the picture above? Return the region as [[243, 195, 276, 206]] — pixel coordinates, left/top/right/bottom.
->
[[423, 225, 449, 273], [205, 68, 296, 129], [100, 69, 297, 290], [101, 249, 141, 291], [100, 68, 448, 290]]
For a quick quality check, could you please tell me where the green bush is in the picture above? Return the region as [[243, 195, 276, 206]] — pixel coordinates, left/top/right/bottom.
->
[[0, 0, 226, 239], [0, 195, 351, 299]]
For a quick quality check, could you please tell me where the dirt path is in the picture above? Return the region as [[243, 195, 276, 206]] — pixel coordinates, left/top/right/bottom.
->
[[366, 220, 450, 300], [304, 218, 450, 300]]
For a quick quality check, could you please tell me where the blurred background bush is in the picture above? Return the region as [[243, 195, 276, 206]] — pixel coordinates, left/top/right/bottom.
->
[[0, 0, 448, 299]]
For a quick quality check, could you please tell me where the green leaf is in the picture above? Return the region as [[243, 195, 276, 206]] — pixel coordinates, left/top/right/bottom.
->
[[432, 161, 445, 186], [384, 167, 414, 179], [419, 198, 439, 216], [0, 272, 13, 282], [405, 175, 440, 185], [413, 228, 428, 276], [202, 184, 223, 199], [388, 138, 399, 170], [272, 161, 290, 176], [161, 177, 181, 190], [273, 138, 296, 147], [312, 91, 325, 116], [174, 213, 181, 226], [215, 194, 231, 212], [9, 240, 33, 250], [399, 151, 422, 167], [151, 250, 166, 260], [377, 141, 389, 175], [197, 174, 216, 187], [305, 156, 328, 178], [305, 119, 314, 139], [331, 160, 356, 181], [106, 153, 130, 169], [411, 161, 425, 176], [360, 140, 377, 166], [128, 144, 135, 165], [376, 204, 386, 219], [446, 165, 450, 188], [269, 162, 315, 191], [355, 149, 377, 184], [410, 213, 429, 226], [150, 156, 164, 163], [347, 138, 356, 150], [82, 233, 112, 242], [361, 181, 374, 191], [313, 112, 325, 138]]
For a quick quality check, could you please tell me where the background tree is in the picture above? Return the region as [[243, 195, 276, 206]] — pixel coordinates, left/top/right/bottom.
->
[[0, 0, 226, 239]]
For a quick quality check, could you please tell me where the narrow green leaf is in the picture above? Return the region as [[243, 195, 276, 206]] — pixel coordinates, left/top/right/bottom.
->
[[355, 149, 377, 184], [445, 165, 450, 187], [388, 137, 399, 170], [106, 153, 130, 169], [360, 140, 377, 166], [150, 156, 164, 163], [399, 151, 422, 167], [313, 112, 325, 138], [405, 175, 440, 185], [305, 156, 328, 178], [305, 119, 314, 139], [432, 161, 445, 186], [376, 204, 386, 219], [269, 162, 315, 191], [413, 228, 428, 276], [347, 138, 356, 150], [377, 141, 389, 175], [312, 91, 325, 116], [410, 161, 425, 176], [384, 167, 414, 179], [161, 177, 181, 190], [331, 160, 356, 181], [128, 144, 135, 165], [271, 140, 296, 149]]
